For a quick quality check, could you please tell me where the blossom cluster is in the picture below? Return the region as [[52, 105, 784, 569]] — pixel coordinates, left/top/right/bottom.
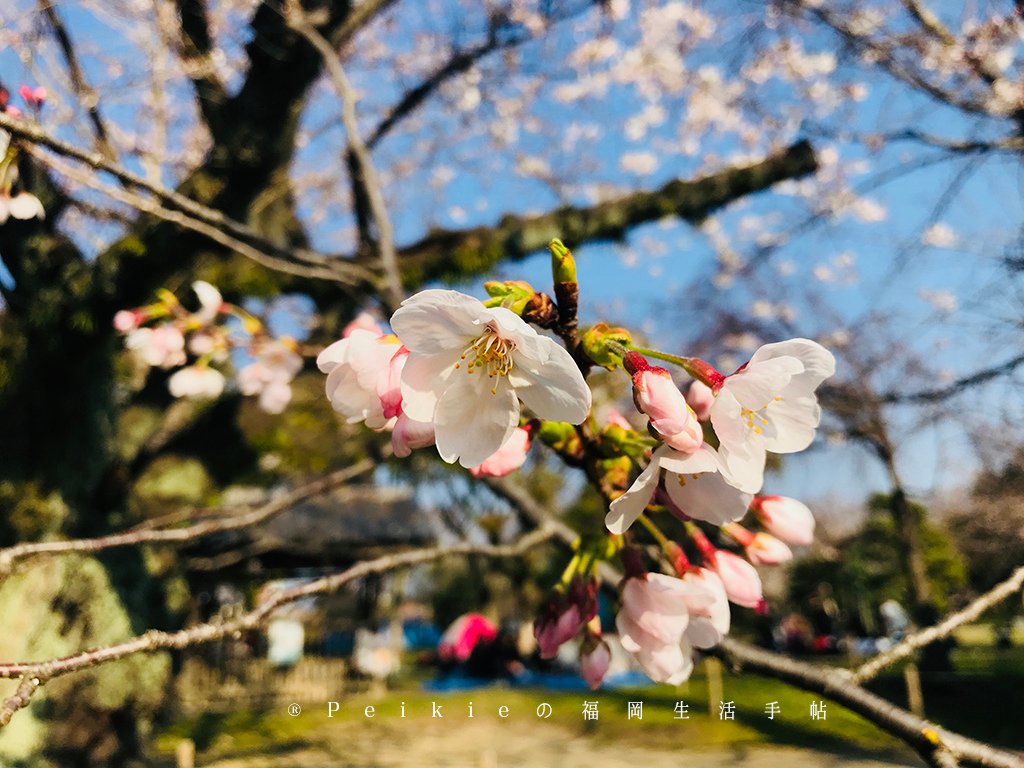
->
[[114, 281, 303, 414], [316, 242, 834, 690], [317, 289, 590, 472]]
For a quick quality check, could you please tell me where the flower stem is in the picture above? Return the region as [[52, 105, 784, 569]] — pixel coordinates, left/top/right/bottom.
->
[[626, 345, 724, 388], [637, 514, 672, 550]]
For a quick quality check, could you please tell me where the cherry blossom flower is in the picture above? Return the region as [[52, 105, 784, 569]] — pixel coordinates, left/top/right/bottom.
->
[[616, 572, 718, 684], [318, 329, 403, 429], [680, 568, 731, 648], [580, 634, 611, 690], [705, 549, 763, 608], [629, 361, 703, 452], [469, 425, 532, 478], [191, 281, 223, 324], [238, 339, 303, 414], [391, 412, 436, 458], [343, 311, 383, 337], [709, 339, 835, 492], [752, 495, 815, 546], [0, 191, 44, 223], [18, 85, 46, 109], [605, 443, 752, 534], [685, 380, 714, 421], [125, 325, 186, 369], [391, 290, 591, 468], [168, 365, 225, 399], [724, 523, 793, 565]]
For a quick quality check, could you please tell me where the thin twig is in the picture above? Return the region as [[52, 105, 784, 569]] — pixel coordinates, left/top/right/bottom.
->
[[285, 0, 403, 310], [712, 638, 1021, 768], [0, 528, 557, 686], [21, 143, 357, 283], [0, 675, 43, 727], [38, 0, 117, 160], [0, 112, 372, 285], [853, 565, 1024, 683], [0, 460, 375, 578]]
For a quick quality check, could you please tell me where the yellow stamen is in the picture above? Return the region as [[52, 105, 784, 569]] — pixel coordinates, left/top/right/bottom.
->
[[452, 324, 516, 392]]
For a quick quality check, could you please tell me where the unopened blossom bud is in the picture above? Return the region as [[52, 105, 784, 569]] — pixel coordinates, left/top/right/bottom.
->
[[191, 281, 223, 324], [483, 280, 536, 314], [745, 533, 793, 566], [605, 408, 633, 430], [549, 238, 577, 284], [113, 310, 140, 333], [580, 634, 611, 690], [685, 380, 714, 421], [19, 85, 46, 109], [469, 425, 532, 478], [707, 549, 763, 608], [378, 347, 409, 420], [631, 366, 703, 453], [535, 603, 580, 659], [522, 291, 559, 328], [725, 523, 790, 565], [534, 572, 599, 659], [751, 495, 815, 546], [343, 311, 383, 338], [582, 323, 633, 369], [537, 420, 582, 456], [391, 412, 435, 457]]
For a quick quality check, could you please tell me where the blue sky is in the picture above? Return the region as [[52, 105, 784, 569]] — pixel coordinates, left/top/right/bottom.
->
[[2, 0, 1022, 521]]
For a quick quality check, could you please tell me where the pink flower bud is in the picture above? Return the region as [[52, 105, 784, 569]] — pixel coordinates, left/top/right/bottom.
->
[[113, 309, 139, 333], [745, 533, 793, 566], [534, 603, 581, 659], [19, 85, 46, 108], [391, 412, 435, 457], [580, 638, 611, 690], [633, 368, 703, 453], [752, 495, 815, 546], [469, 426, 531, 478], [708, 549, 763, 608], [343, 311, 383, 338], [685, 380, 714, 421]]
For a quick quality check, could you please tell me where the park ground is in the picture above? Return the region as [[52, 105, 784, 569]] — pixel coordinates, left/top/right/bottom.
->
[[150, 627, 1024, 767]]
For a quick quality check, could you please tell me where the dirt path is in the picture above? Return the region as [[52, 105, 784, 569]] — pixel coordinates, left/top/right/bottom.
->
[[196, 716, 917, 768]]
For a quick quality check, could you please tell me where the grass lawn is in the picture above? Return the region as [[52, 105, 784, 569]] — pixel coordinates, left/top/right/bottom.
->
[[151, 626, 1024, 765]]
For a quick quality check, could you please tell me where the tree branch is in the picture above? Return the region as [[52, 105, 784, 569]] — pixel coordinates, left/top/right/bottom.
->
[[710, 638, 1022, 768], [486, 474, 1021, 768], [0, 459, 375, 578], [174, 0, 229, 134], [394, 140, 818, 287], [285, 0, 403, 310], [38, 0, 117, 161], [853, 564, 1024, 684], [879, 353, 1024, 404], [0, 528, 558, 701], [0, 112, 373, 286]]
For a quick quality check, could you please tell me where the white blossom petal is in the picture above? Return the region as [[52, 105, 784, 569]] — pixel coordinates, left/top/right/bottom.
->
[[391, 289, 492, 354], [664, 461, 752, 525], [399, 348, 461, 422], [749, 338, 835, 393], [433, 374, 519, 467], [605, 450, 664, 534], [509, 341, 591, 423]]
